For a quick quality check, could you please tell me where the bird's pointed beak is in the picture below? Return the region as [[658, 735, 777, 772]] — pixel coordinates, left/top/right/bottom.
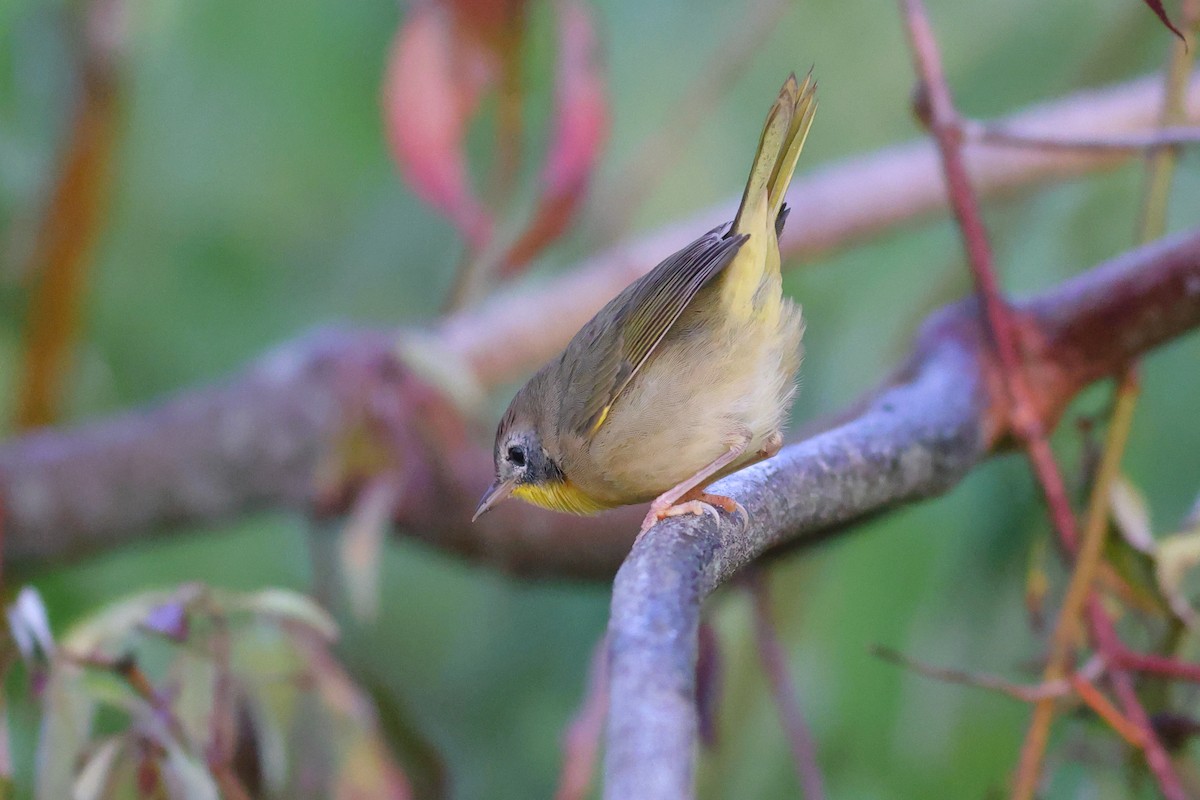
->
[[472, 477, 518, 522]]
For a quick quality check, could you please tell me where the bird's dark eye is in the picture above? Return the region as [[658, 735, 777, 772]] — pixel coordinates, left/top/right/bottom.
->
[[506, 445, 527, 467]]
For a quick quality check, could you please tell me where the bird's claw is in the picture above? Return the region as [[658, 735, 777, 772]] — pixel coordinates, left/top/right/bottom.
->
[[665, 500, 722, 526], [729, 500, 750, 531], [637, 499, 718, 540], [637, 493, 748, 541], [698, 493, 749, 532]]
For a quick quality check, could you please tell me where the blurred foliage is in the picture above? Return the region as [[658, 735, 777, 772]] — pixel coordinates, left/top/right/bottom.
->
[[5, 584, 409, 799], [1, 0, 1199, 797]]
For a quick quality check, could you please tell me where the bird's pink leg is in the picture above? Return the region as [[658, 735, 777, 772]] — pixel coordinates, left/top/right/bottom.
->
[[638, 437, 752, 538]]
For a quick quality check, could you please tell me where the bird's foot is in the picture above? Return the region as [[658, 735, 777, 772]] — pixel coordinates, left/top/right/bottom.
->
[[636, 492, 748, 540], [695, 492, 749, 530]]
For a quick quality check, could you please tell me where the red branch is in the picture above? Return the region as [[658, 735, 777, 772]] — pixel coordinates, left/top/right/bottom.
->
[[1088, 601, 1188, 795], [898, 1, 1188, 797], [555, 634, 608, 800], [1115, 648, 1200, 683], [900, 0, 1081, 552], [748, 573, 825, 800]]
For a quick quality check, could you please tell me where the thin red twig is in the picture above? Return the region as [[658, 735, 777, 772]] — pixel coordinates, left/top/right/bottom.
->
[[748, 571, 826, 800], [871, 645, 1102, 704], [898, 0, 1082, 553], [1089, 602, 1187, 794], [1115, 648, 1200, 683], [65, 651, 191, 747], [554, 633, 608, 800], [1068, 674, 1144, 748]]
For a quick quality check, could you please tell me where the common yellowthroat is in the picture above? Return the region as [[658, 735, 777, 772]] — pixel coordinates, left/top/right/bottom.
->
[[474, 72, 816, 534]]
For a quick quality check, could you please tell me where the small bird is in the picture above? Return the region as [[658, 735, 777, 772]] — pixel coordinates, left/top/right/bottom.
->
[[474, 72, 816, 535]]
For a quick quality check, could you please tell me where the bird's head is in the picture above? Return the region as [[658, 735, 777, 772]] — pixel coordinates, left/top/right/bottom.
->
[[473, 381, 564, 520]]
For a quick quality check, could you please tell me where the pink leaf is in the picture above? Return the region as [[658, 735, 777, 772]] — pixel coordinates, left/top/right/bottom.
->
[[383, 4, 495, 249], [497, 0, 608, 276], [541, 0, 608, 199]]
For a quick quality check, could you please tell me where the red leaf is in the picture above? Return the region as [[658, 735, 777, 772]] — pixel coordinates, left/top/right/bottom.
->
[[1140, 0, 1187, 42], [136, 744, 164, 795], [539, 0, 607, 198], [446, 0, 528, 48], [383, 4, 495, 249], [497, 0, 608, 276]]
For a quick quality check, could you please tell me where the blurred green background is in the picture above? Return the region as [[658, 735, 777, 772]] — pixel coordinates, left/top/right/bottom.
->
[[2, 0, 1199, 796]]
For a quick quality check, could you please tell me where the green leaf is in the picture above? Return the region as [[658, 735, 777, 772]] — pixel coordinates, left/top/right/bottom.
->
[[333, 737, 412, 800], [160, 738, 219, 800], [1110, 475, 1154, 554], [395, 333, 486, 415], [241, 684, 291, 795], [73, 670, 138, 716], [169, 648, 218, 750], [61, 590, 178, 657], [36, 664, 94, 800], [70, 737, 123, 800], [339, 480, 396, 623], [227, 590, 338, 642], [1155, 525, 1200, 630]]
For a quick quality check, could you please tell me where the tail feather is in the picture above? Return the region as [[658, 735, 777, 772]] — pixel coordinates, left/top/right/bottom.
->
[[717, 72, 817, 321], [732, 71, 818, 237], [767, 71, 817, 222]]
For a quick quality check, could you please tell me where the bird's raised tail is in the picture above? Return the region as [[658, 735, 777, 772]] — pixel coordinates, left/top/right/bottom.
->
[[731, 71, 818, 237]]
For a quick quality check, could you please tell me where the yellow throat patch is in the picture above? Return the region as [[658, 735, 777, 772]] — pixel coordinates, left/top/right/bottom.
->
[[513, 480, 609, 516]]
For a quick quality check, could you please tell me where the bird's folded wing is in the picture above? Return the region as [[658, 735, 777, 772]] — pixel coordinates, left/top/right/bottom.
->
[[560, 225, 748, 439]]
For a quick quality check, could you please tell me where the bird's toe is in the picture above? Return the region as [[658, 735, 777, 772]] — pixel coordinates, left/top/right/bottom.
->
[[663, 500, 721, 526]]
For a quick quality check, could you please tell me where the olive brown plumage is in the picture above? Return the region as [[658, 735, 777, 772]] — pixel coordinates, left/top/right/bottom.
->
[[475, 72, 817, 536]]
